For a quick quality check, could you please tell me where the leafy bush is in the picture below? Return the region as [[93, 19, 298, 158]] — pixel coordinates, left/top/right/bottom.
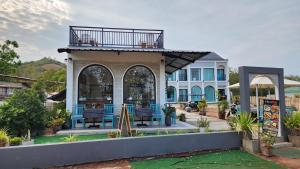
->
[[162, 106, 175, 117], [261, 131, 276, 147], [218, 100, 229, 119], [9, 137, 22, 146], [232, 112, 255, 139], [0, 89, 47, 136], [64, 134, 78, 142], [0, 128, 9, 147], [45, 101, 70, 132], [198, 99, 207, 115], [107, 131, 120, 138], [197, 117, 210, 128], [284, 112, 300, 136]]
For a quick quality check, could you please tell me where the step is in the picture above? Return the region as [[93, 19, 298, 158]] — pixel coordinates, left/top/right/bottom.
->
[[272, 142, 293, 148]]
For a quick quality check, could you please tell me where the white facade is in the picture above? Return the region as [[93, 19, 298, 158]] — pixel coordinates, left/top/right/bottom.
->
[[166, 53, 229, 103], [65, 51, 165, 114]]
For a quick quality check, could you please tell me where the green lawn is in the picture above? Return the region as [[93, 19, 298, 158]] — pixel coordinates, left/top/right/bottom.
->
[[34, 134, 107, 144], [130, 150, 286, 169]]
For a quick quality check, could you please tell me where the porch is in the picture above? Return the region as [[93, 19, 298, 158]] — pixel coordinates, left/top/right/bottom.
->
[[57, 121, 198, 135]]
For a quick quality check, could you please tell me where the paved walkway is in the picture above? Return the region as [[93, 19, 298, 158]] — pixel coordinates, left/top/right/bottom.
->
[[176, 108, 231, 131], [56, 121, 198, 135]]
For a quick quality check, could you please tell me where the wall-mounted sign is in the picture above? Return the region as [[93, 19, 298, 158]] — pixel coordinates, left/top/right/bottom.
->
[[263, 99, 280, 134]]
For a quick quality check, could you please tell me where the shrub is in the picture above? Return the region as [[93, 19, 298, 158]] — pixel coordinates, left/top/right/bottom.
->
[[197, 117, 210, 128], [197, 99, 207, 115], [284, 112, 300, 136], [261, 131, 276, 147], [64, 134, 77, 142], [9, 137, 22, 146], [233, 112, 255, 139], [107, 131, 120, 138], [0, 128, 9, 147], [0, 89, 47, 136], [218, 100, 229, 119]]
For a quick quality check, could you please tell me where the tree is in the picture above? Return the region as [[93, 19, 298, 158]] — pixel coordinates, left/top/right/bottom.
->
[[0, 40, 21, 74], [229, 68, 239, 85], [285, 75, 300, 82], [37, 68, 66, 93], [0, 89, 47, 136]]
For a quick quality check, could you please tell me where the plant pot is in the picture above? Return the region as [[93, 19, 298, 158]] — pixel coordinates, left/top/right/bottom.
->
[[242, 139, 260, 153], [288, 135, 300, 147], [165, 116, 172, 126], [218, 111, 226, 119], [43, 128, 54, 136], [260, 145, 273, 157], [199, 127, 206, 133], [199, 108, 206, 116]]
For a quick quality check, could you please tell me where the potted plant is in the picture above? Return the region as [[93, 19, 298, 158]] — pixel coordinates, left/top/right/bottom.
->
[[233, 112, 258, 153], [197, 99, 208, 116], [197, 117, 210, 133], [179, 113, 186, 122], [284, 112, 300, 147], [260, 131, 276, 157], [0, 128, 9, 147], [162, 105, 175, 126], [218, 100, 229, 119]]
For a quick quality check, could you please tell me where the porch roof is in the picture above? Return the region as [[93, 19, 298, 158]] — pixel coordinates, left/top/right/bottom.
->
[[57, 47, 211, 74]]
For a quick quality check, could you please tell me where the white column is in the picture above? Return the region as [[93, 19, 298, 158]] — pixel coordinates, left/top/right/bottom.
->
[[187, 65, 191, 102], [226, 61, 231, 104], [214, 61, 218, 102], [160, 59, 166, 106], [66, 55, 74, 113]]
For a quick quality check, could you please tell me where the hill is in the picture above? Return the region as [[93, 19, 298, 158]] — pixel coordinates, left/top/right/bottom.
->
[[15, 57, 66, 79]]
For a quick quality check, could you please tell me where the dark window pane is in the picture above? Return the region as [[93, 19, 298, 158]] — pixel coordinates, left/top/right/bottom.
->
[[178, 69, 187, 81], [123, 66, 156, 107], [217, 69, 226, 81], [179, 89, 188, 102], [191, 68, 200, 81], [78, 65, 113, 108]]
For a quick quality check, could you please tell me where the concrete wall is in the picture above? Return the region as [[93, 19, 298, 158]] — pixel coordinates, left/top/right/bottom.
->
[[66, 51, 165, 113], [0, 131, 241, 169]]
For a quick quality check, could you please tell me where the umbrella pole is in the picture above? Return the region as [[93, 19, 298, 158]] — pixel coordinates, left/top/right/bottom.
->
[[256, 85, 259, 114]]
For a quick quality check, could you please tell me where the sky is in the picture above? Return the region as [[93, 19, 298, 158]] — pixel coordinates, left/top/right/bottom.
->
[[0, 0, 300, 75]]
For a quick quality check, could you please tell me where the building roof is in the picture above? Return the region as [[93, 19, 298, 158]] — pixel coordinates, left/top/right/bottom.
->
[[0, 81, 24, 88], [198, 52, 226, 61], [58, 47, 211, 74]]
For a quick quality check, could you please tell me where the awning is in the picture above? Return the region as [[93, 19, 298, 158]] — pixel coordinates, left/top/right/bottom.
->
[[58, 47, 211, 74], [47, 89, 66, 101]]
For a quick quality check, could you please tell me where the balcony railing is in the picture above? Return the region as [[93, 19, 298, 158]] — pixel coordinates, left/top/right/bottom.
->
[[69, 26, 164, 49]]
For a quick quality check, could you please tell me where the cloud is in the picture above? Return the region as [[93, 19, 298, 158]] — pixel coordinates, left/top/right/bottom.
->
[[0, 0, 70, 32]]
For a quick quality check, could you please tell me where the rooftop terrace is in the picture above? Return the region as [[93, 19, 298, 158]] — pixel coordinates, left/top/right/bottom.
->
[[69, 26, 164, 49]]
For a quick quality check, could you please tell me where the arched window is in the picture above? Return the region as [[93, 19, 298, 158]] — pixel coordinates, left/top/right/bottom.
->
[[191, 86, 202, 102], [205, 86, 215, 102], [78, 65, 113, 108], [123, 65, 155, 107], [166, 86, 176, 102]]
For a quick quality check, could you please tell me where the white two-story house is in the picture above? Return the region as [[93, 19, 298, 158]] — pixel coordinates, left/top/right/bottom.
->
[[166, 53, 229, 103]]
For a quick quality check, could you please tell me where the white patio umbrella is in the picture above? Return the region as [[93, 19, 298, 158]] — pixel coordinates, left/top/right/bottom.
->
[[229, 76, 300, 113]]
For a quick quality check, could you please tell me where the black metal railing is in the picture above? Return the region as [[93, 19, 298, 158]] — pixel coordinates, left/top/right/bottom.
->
[[69, 26, 164, 49]]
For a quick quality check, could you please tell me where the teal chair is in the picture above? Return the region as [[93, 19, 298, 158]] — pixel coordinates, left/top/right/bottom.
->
[[150, 104, 163, 126], [71, 104, 85, 128], [127, 104, 135, 126], [103, 104, 114, 128]]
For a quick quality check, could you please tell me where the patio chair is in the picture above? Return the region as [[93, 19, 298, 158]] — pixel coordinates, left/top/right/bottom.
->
[[103, 104, 114, 128], [71, 104, 85, 128], [126, 104, 135, 126], [150, 104, 163, 126]]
